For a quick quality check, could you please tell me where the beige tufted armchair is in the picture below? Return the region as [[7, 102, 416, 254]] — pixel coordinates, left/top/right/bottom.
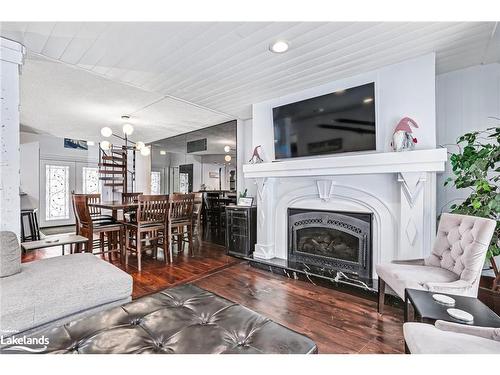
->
[[376, 213, 497, 313]]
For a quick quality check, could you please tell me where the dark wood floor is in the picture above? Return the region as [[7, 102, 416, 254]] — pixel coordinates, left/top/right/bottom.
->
[[22, 240, 241, 299], [195, 263, 404, 353], [22, 240, 404, 354]]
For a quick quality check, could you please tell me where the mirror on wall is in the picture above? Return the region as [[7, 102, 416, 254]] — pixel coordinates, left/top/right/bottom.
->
[[151, 120, 237, 194]]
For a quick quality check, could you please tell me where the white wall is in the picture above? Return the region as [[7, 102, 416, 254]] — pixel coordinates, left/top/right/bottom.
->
[[20, 132, 99, 162], [237, 118, 257, 197], [436, 63, 500, 214], [20, 141, 39, 210], [19, 132, 102, 214], [0, 38, 24, 236], [252, 53, 437, 161]]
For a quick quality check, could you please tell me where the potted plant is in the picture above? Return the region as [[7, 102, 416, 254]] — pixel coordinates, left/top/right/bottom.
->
[[444, 126, 499, 309]]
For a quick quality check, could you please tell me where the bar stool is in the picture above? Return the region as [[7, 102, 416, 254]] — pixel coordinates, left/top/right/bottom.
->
[[20, 208, 40, 242]]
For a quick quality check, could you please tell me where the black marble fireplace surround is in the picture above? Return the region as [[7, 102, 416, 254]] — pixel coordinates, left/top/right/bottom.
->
[[288, 208, 373, 282]]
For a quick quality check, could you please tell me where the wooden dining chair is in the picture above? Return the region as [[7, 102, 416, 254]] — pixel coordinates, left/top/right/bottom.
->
[[71, 193, 109, 253], [122, 192, 143, 222], [166, 193, 195, 259], [124, 194, 169, 271], [86, 194, 114, 223], [72, 194, 124, 261]]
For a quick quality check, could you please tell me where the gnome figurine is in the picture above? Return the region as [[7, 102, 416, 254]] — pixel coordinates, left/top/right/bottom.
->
[[249, 145, 264, 164], [391, 117, 418, 152]]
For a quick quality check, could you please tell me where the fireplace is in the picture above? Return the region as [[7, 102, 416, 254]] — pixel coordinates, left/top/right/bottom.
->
[[288, 208, 372, 280]]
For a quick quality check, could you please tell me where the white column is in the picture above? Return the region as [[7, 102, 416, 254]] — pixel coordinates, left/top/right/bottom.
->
[[254, 177, 276, 259], [135, 151, 151, 194], [0, 38, 25, 237]]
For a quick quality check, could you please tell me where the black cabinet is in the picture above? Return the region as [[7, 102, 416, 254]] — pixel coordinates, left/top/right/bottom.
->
[[225, 205, 256, 258]]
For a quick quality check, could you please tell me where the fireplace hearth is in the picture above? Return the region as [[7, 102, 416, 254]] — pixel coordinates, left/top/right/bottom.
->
[[288, 208, 372, 281]]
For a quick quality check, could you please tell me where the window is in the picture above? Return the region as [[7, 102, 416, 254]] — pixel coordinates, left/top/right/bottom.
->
[[45, 165, 69, 221], [151, 171, 161, 195], [179, 173, 189, 194], [82, 167, 100, 194]]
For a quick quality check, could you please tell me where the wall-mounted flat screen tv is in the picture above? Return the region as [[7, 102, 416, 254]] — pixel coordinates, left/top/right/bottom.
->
[[273, 82, 376, 160]]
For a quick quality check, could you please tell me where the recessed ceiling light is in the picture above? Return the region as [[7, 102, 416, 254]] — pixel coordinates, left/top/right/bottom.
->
[[269, 40, 289, 54], [160, 150, 167, 155], [87, 141, 95, 146], [363, 97, 374, 104], [224, 145, 231, 153], [224, 155, 232, 162]]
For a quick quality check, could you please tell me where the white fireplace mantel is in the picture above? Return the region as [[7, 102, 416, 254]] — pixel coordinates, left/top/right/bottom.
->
[[243, 148, 447, 178], [242, 148, 448, 278]]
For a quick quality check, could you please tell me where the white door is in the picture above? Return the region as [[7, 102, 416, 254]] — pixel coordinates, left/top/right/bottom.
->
[[76, 162, 101, 195], [40, 160, 75, 227], [40, 160, 101, 227]]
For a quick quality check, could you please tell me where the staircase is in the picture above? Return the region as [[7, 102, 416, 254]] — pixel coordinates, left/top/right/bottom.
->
[[98, 146, 128, 198]]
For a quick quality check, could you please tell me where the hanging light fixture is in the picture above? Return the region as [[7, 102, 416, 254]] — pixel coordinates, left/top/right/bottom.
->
[[100, 140, 111, 150], [100, 127, 113, 137], [122, 123, 134, 136], [121, 115, 134, 136], [99, 115, 150, 157]]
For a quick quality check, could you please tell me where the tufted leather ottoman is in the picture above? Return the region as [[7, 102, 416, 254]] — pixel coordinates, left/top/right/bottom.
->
[[1, 284, 317, 354]]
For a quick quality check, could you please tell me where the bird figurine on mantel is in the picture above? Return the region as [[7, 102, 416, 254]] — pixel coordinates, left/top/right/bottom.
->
[[391, 117, 419, 152], [249, 145, 264, 164]]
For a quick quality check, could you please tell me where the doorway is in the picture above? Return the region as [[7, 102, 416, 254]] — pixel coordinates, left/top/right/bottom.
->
[[39, 159, 100, 227]]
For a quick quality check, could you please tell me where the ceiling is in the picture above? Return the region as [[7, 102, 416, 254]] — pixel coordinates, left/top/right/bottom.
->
[[1, 22, 499, 142]]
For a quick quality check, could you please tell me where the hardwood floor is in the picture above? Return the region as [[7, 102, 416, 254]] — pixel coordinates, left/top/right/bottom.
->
[[22, 240, 241, 299], [194, 263, 404, 354], [22, 241, 404, 354]]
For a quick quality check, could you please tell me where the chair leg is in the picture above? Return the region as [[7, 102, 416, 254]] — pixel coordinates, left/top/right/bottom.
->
[[86, 236, 92, 254], [33, 211, 40, 240], [188, 224, 194, 256], [168, 224, 173, 263], [137, 232, 142, 272], [118, 227, 124, 263], [100, 233, 105, 252], [378, 278, 386, 314], [176, 234, 182, 252], [20, 214, 26, 243], [197, 222, 202, 248], [125, 228, 130, 267], [163, 233, 169, 264]]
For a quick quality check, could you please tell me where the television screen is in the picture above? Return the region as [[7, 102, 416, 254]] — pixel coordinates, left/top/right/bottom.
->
[[273, 82, 376, 159]]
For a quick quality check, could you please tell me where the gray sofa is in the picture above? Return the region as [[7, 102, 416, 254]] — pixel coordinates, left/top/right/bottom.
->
[[0, 231, 133, 337]]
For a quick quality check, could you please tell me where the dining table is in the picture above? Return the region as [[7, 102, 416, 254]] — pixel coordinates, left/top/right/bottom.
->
[[87, 201, 139, 251], [88, 201, 138, 220]]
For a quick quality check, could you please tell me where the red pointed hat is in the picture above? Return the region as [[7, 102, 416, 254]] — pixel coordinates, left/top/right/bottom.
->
[[394, 117, 419, 133]]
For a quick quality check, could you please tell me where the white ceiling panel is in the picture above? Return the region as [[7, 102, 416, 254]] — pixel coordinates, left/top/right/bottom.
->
[[19, 54, 228, 143], [1, 22, 499, 141]]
